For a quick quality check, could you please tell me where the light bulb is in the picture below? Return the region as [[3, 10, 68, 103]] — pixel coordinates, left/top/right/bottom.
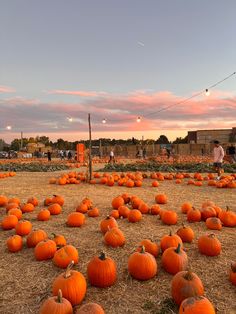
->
[[102, 118, 107, 124], [6, 125, 12, 130], [205, 89, 210, 96], [67, 117, 73, 122], [137, 116, 141, 123]]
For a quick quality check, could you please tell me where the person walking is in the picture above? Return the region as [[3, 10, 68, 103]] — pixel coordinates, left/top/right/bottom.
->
[[47, 150, 52, 162], [213, 140, 225, 180], [143, 147, 147, 159], [228, 144, 236, 163], [108, 149, 115, 164]]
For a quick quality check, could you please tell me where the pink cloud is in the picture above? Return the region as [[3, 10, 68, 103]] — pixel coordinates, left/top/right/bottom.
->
[[0, 85, 15, 93], [47, 90, 107, 97]]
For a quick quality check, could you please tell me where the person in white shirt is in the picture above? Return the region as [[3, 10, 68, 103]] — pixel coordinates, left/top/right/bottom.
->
[[213, 140, 225, 180], [108, 149, 115, 164]]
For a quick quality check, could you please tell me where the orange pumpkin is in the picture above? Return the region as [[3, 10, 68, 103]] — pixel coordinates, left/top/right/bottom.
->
[[27, 197, 39, 207], [51, 195, 64, 206], [100, 216, 118, 234], [15, 220, 32, 236], [198, 234, 221, 256], [40, 289, 73, 314], [160, 231, 183, 252], [1, 215, 18, 230], [6, 235, 23, 253], [128, 209, 142, 223], [104, 227, 125, 247], [181, 202, 192, 214], [229, 262, 236, 286], [176, 224, 195, 243], [0, 195, 8, 207], [161, 210, 178, 225], [8, 208, 22, 220], [75, 303, 105, 314], [161, 244, 188, 275], [21, 203, 35, 213], [53, 245, 79, 268], [137, 239, 159, 257], [179, 296, 216, 314], [111, 196, 125, 209], [155, 194, 167, 204], [205, 217, 222, 230], [187, 207, 201, 223], [67, 212, 85, 227], [52, 233, 67, 247], [37, 209, 51, 221], [27, 229, 48, 248], [48, 203, 62, 215], [88, 207, 100, 217], [150, 204, 161, 215]]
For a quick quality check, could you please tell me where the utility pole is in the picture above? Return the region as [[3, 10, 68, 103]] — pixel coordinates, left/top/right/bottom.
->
[[20, 131, 23, 150], [88, 113, 92, 181]]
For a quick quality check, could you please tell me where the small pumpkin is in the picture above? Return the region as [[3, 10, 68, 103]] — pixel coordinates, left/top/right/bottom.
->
[[40, 289, 73, 314], [8, 208, 22, 220], [27, 229, 48, 248], [88, 207, 100, 217], [201, 206, 216, 221], [21, 203, 35, 213], [111, 196, 125, 209], [179, 296, 216, 314], [176, 224, 195, 243], [109, 210, 120, 219], [100, 216, 118, 234], [53, 245, 79, 268], [218, 206, 236, 227], [161, 210, 178, 225], [138, 202, 150, 214], [128, 246, 158, 280], [161, 243, 188, 275], [37, 209, 51, 221], [87, 252, 117, 288], [171, 270, 204, 305], [181, 202, 193, 214], [205, 217, 222, 230], [67, 212, 85, 227], [1, 215, 18, 230], [48, 203, 62, 215], [104, 227, 125, 247], [6, 234, 23, 253], [52, 233, 67, 247], [118, 205, 130, 218], [229, 262, 236, 286], [160, 231, 183, 252], [51, 195, 65, 206], [198, 234, 221, 256], [128, 209, 142, 223], [52, 261, 86, 306], [75, 303, 105, 314], [187, 207, 201, 223], [155, 194, 167, 204], [34, 239, 57, 261], [137, 239, 159, 257], [0, 195, 8, 207], [15, 220, 32, 236], [8, 197, 21, 205], [27, 197, 39, 207]]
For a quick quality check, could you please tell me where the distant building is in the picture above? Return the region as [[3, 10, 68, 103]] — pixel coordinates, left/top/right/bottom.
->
[[188, 127, 236, 144], [26, 142, 52, 154]]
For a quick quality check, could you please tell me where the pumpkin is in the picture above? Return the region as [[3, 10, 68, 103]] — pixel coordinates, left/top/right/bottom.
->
[[161, 210, 178, 225], [112, 196, 125, 209], [201, 206, 217, 221], [48, 204, 62, 215], [160, 231, 183, 252], [131, 197, 142, 209], [15, 220, 32, 236], [34, 239, 57, 261], [137, 239, 159, 257], [198, 234, 221, 256], [218, 206, 236, 227], [75, 302, 105, 314], [52, 233, 67, 247], [179, 296, 216, 314], [187, 207, 201, 223], [202, 200, 215, 209], [87, 252, 117, 287], [176, 224, 195, 243], [40, 289, 73, 314], [155, 194, 167, 204], [128, 209, 142, 223], [229, 262, 236, 286], [104, 227, 125, 247], [8, 208, 22, 220], [126, 179, 134, 187], [6, 234, 23, 253], [181, 202, 192, 214], [37, 209, 51, 221], [1, 215, 18, 230], [121, 193, 130, 204], [162, 243, 188, 275], [128, 246, 157, 280], [27, 229, 48, 248], [8, 197, 21, 205], [27, 197, 39, 207], [67, 212, 85, 227], [52, 261, 86, 306], [118, 205, 130, 218], [205, 217, 222, 230], [0, 195, 8, 207], [53, 245, 79, 268], [44, 197, 52, 206], [152, 181, 159, 187], [150, 204, 161, 215], [76, 203, 89, 214], [51, 195, 65, 206], [109, 210, 120, 219], [138, 202, 150, 214], [88, 207, 100, 217], [21, 203, 35, 213], [100, 216, 118, 234], [171, 270, 204, 305], [5, 202, 19, 212]]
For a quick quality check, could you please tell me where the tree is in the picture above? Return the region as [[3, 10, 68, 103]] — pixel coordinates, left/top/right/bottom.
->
[[156, 135, 169, 144], [173, 135, 188, 144]]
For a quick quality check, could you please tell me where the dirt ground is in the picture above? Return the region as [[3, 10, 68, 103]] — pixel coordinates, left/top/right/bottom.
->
[[0, 169, 236, 314]]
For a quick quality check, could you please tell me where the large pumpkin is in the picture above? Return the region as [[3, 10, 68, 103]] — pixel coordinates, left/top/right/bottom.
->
[[128, 246, 157, 281], [104, 227, 125, 247], [34, 240, 57, 261], [112, 196, 125, 209], [87, 252, 117, 288], [53, 245, 79, 268], [179, 296, 216, 314], [15, 220, 32, 236], [171, 270, 204, 305], [161, 244, 188, 275], [161, 210, 178, 225], [52, 261, 87, 306], [218, 206, 236, 227], [176, 224, 194, 243], [27, 229, 48, 248], [67, 212, 85, 227], [40, 289, 73, 314], [198, 234, 221, 256], [160, 231, 183, 252]]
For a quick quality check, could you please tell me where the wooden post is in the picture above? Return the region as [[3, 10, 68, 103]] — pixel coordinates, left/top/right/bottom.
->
[[88, 113, 92, 181]]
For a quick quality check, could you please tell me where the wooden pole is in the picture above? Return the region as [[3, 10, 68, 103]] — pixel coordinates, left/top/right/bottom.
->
[[88, 113, 92, 181], [20, 131, 23, 150]]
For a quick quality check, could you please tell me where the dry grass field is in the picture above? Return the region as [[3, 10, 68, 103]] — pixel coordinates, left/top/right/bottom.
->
[[0, 168, 236, 314]]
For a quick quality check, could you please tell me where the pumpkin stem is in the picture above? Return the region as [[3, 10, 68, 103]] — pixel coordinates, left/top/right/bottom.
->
[[52, 233, 56, 238], [106, 215, 110, 220], [231, 262, 236, 272], [175, 243, 181, 253], [182, 223, 185, 228], [209, 233, 216, 238], [169, 230, 172, 236], [99, 252, 106, 260], [57, 289, 63, 303], [226, 206, 230, 211], [140, 245, 146, 254], [184, 271, 193, 281], [64, 260, 74, 278]]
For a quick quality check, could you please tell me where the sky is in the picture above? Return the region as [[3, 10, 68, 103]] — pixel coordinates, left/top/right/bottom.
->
[[0, 0, 235, 143]]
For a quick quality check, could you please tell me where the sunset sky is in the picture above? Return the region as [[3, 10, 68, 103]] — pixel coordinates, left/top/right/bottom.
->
[[0, 0, 235, 143]]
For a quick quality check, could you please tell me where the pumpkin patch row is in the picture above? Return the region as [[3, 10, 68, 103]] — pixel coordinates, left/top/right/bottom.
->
[[0, 171, 16, 179]]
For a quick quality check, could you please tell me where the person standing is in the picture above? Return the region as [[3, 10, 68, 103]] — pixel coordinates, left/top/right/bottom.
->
[[47, 150, 52, 162], [213, 140, 225, 180], [228, 144, 236, 163], [143, 147, 147, 159], [108, 149, 115, 164]]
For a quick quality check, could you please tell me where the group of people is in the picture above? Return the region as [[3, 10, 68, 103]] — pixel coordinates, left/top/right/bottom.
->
[[59, 150, 72, 160]]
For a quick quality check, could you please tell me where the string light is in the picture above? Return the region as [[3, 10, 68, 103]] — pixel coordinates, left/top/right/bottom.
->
[[67, 117, 73, 122], [102, 118, 107, 124], [137, 116, 141, 123], [205, 89, 210, 96], [6, 125, 12, 130]]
